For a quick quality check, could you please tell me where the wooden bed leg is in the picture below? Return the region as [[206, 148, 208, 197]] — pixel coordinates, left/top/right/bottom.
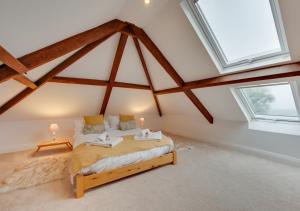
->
[[75, 174, 85, 198], [172, 151, 177, 165]]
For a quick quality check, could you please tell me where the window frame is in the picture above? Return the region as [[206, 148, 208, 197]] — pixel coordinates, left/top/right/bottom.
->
[[234, 82, 300, 123], [181, 0, 290, 74]]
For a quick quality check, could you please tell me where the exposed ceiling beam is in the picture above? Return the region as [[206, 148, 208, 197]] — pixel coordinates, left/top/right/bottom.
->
[[154, 62, 300, 95], [3, 19, 300, 124], [131, 25, 184, 87], [154, 87, 184, 95], [121, 25, 137, 37], [133, 37, 162, 116], [132, 24, 213, 123], [49, 76, 150, 90], [113, 81, 150, 90], [0, 45, 37, 89], [0, 45, 28, 72], [185, 62, 300, 89], [0, 20, 215, 123], [184, 90, 213, 124], [12, 75, 37, 89], [100, 34, 128, 115], [49, 76, 109, 86], [0, 37, 110, 115], [0, 88, 34, 116], [0, 19, 127, 84]]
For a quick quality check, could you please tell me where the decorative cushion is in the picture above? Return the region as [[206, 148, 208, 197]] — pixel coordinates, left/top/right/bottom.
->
[[119, 114, 135, 122], [82, 115, 105, 134], [84, 115, 104, 125], [119, 120, 137, 131], [82, 124, 105, 134], [109, 115, 120, 129]]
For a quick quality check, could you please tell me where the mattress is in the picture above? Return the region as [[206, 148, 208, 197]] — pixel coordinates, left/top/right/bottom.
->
[[72, 129, 174, 179]]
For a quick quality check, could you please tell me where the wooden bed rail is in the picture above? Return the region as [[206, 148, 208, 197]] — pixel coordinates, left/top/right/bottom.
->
[[75, 151, 177, 198]]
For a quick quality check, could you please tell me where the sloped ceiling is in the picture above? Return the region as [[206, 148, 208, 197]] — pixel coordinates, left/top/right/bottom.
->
[[0, 0, 300, 122]]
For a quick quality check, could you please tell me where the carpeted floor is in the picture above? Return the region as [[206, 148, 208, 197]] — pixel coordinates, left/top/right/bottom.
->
[[0, 135, 300, 211]]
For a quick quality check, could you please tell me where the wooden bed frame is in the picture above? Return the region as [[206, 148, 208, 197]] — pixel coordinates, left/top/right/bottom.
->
[[74, 150, 177, 198]]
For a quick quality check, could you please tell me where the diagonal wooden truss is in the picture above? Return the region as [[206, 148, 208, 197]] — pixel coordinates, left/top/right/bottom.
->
[[1, 19, 300, 124], [0, 45, 37, 89]]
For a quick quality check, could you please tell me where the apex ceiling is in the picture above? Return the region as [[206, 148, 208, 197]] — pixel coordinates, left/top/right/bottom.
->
[[1, 0, 300, 122]]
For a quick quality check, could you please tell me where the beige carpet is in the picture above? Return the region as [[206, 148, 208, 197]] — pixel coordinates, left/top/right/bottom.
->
[[0, 135, 300, 211], [0, 138, 192, 193], [0, 154, 69, 193]]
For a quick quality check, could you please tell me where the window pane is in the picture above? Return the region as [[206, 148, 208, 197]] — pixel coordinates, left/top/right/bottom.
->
[[196, 0, 281, 63], [241, 84, 298, 119]]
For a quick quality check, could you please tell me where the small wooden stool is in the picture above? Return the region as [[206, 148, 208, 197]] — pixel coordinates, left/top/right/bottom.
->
[[35, 139, 73, 153]]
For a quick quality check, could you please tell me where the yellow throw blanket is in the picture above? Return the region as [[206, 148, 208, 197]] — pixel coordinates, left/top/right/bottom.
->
[[70, 135, 172, 175]]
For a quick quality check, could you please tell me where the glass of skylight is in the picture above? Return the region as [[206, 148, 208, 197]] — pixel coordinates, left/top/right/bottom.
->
[[239, 83, 300, 121], [195, 0, 282, 63], [181, 0, 290, 72]]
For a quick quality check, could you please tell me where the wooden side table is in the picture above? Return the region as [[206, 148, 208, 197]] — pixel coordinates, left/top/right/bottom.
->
[[35, 139, 73, 153]]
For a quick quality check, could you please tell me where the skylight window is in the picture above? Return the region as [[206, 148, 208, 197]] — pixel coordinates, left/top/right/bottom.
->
[[235, 83, 300, 122], [181, 0, 290, 73]]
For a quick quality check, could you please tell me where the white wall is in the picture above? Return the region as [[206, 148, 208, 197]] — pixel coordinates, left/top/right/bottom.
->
[[162, 115, 300, 161], [1, 0, 300, 161], [0, 114, 161, 154], [0, 118, 75, 153]]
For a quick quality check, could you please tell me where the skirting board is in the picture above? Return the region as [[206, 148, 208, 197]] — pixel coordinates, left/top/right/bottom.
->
[[164, 130, 300, 168]]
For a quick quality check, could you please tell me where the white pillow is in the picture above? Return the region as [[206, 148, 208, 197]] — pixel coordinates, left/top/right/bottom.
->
[[109, 115, 120, 129], [74, 119, 84, 135], [104, 120, 110, 130]]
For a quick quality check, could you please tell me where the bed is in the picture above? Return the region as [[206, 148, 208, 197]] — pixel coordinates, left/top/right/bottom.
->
[[71, 122, 176, 198]]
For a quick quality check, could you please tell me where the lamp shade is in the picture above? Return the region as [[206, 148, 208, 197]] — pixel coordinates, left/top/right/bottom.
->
[[49, 124, 59, 133], [139, 117, 145, 128]]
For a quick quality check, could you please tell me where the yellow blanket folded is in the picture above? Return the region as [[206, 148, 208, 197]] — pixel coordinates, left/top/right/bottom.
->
[[70, 135, 172, 175]]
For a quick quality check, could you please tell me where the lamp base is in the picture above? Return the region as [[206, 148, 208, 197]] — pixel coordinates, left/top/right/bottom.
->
[[51, 132, 57, 141]]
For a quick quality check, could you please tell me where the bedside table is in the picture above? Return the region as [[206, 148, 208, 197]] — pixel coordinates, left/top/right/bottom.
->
[[35, 139, 73, 152]]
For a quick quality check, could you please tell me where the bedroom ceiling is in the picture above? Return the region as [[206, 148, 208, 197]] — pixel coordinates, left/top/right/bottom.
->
[[0, 0, 300, 122]]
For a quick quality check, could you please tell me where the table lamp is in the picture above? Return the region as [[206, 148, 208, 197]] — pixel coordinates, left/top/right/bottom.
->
[[49, 123, 59, 140], [139, 117, 145, 129]]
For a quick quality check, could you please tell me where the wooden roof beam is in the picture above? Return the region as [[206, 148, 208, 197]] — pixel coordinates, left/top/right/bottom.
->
[[0, 45, 37, 89], [154, 87, 184, 95], [99, 34, 128, 115], [0, 19, 128, 83], [49, 76, 109, 86], [131, 25, 184, 87], [12, 75, 37, 89], [49, 76, 151, 90], [0, 36, 110, 115], [154, 62, 300, 95], [121, 25, 137, 37], [0, 20, 213, 123], [185, 62, 300, 89], [132, 37, 162, 116], [113, 81, 150, 90], [184, 90, 213, 124], [132, 24, 213, 123]]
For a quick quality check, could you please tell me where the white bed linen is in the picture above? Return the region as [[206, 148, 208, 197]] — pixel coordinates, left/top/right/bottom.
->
[[80, 141, 173, 175], [71, 128, 174, 183], [73, 128, 141, 148]]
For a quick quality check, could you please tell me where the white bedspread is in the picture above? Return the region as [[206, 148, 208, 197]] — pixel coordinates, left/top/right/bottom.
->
[[71, 128, 174, 183], [80, 142, 173, 175]]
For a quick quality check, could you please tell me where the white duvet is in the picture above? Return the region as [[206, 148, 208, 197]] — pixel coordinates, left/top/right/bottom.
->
[[72, 128, 174, 179]]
